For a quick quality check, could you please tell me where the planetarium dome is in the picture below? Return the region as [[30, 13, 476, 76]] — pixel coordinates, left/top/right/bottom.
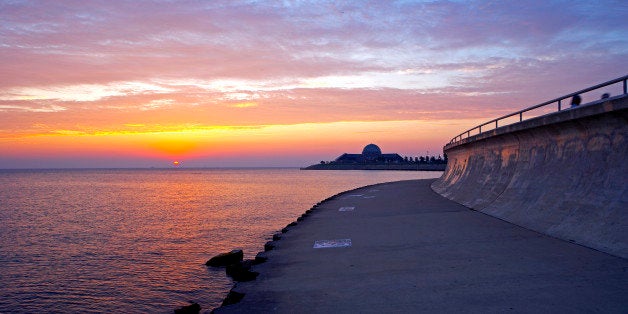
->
[[362, 143, 382, 158]]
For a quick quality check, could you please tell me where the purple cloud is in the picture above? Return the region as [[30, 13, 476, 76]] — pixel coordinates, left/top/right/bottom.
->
[[0, 0, 626, 148]]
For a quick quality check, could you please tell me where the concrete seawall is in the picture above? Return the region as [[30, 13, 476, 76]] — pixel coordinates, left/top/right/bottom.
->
[[432, 95, 628, 258]]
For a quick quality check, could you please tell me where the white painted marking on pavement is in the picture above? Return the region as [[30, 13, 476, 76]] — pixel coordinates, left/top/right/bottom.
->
[[313, 239, 352, 248], [339, 206, 355, 211]]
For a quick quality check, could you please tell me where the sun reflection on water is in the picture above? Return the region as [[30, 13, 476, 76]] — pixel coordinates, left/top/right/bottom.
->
[[0, 168, 441, 312]]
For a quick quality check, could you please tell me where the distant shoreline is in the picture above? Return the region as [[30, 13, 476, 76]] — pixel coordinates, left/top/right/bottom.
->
[[300, 163, 446, 171]]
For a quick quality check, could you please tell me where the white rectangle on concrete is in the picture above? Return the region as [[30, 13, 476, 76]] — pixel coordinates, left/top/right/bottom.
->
[[338, 206, 355, 211], [363, 196, 376, 199], [345, 194, 364, 197], [313, 239, 352, 249]]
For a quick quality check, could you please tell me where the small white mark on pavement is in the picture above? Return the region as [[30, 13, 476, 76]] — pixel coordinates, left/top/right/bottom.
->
[[313, 239, 352, 249]]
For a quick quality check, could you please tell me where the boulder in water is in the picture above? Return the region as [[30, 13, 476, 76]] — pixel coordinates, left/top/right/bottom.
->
[[264, 241, 275, 251], [174, 302, 201, 314], [226, 260, 259, 282], [206, 249, 243, 267], [254, 252, 268, 264], [222, 290, 245, 306]]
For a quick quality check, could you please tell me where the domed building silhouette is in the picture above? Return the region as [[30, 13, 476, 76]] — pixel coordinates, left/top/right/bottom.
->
[[335, 143, 404, 164], [362, 144, 382, 160]]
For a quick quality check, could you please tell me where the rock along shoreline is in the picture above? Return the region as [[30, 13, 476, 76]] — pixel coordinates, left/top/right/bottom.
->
[[209, 182, 386, 313], [207, 178, 628, 313]]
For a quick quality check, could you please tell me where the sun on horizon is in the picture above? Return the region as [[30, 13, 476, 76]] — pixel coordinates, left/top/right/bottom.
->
[[0, 1, 625, 169]]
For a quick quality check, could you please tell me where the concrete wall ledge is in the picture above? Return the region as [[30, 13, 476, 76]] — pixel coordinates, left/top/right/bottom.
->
[[445, 95, 628, 151], [433, 95, 628, 258]]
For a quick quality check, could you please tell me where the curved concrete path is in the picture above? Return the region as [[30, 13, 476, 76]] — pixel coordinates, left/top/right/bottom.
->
[[215, 179, 628, 313]]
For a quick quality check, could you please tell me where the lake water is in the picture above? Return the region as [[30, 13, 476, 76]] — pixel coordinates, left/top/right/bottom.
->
[[0, 168, 441, 313]]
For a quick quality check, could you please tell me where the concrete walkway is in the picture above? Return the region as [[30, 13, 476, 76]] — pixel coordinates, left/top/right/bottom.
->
[[214, 179, 628, 313]]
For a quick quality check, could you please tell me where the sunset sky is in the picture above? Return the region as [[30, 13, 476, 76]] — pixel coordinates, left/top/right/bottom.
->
[[1, 0, 626, 168]]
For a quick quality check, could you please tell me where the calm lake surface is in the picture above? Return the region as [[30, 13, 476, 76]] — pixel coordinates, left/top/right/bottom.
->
[[0, 168, 442, 313]]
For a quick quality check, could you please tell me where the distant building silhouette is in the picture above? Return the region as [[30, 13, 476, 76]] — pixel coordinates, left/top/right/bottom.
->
[[303, 143, 446, 170], [334, 144, 405, 164]]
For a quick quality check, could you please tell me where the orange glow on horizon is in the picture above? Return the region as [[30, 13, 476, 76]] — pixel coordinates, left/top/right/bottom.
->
[[0, 118, 484, 164], [1, 1, 624, 169]]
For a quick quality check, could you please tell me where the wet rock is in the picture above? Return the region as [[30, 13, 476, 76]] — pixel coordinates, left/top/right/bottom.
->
[[288, 221, 298, 227], [297, 216, 304, 221], [206, 249, 243, 267], [226, 259, 253, 276], [174, 302, 201, 314], [222, 290, 245, 306], [281, 227, 289, 233], [272, 233, 282, 241], [226, 260, 259, 282], [264, 241, 275, 251], [254, 252, 268, 264]]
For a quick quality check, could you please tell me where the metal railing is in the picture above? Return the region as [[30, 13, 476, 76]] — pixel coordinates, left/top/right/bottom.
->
[[448, 74, 628, 145]]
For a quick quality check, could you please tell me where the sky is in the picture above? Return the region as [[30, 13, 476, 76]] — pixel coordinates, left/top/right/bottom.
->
[[1, 0, 626, 168]]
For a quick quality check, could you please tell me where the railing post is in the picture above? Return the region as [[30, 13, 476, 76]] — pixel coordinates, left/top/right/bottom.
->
[[495, 120, 498, 128], [519, 112, 523, 122], [558, 99, 561, 111], [467, 131, 470, 138], [479, 125, 482, 133], [624, 78, 627, 94]]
